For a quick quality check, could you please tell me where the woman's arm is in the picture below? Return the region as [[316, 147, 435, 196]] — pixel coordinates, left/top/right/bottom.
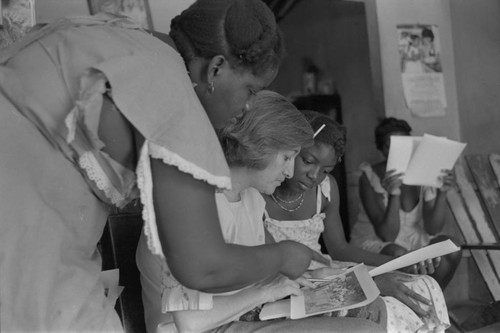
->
[[151, 158, 323, 293], [98, 100, 319, 293], [323, 175, 394, 267], [359, 170, 402, 241], [173, 275, 300, 333], [422, 169, 455, 235]]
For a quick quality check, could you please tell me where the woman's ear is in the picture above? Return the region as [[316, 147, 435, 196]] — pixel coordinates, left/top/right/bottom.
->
[[206, 55, 228, 84]]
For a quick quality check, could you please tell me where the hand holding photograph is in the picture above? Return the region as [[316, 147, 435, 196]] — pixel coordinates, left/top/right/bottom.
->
[[260, 264, 380, 320]]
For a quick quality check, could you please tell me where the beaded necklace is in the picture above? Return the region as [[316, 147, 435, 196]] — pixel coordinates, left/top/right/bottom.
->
[[271, 193, 305, 212], [273, 192, 304, 204]]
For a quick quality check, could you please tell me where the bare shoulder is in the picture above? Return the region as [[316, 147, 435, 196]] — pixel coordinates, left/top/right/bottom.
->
[[98, 96, 138, 170]]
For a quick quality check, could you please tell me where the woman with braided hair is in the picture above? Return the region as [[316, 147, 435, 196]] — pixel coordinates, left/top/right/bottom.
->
[[0, 0, 325, 331], [137, 90, 385, 333]]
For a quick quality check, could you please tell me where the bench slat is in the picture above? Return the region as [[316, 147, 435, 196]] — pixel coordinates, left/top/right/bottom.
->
[[455, 164, 496, 242], [466, 155, 500, 239], [448, 162, 500, 301], [448, 189, 500, 300], [489, 153, 500, 188]]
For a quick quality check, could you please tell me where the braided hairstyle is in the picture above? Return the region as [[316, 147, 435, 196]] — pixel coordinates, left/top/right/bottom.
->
[[374, 117, 412, 151], [218, 90, 314, 170], [170, 0, 285, 75], [301, 110, 347, 160]]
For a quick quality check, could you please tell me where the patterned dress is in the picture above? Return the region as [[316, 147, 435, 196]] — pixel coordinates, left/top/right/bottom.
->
[[264, 176, 449, 332]]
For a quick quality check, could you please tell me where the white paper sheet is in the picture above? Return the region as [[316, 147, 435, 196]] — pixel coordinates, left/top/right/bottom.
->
[[386, 134, 466, 187], [386, 136, 421, 174], [368, 239, 461, 277], [403, 134, 466, 187]]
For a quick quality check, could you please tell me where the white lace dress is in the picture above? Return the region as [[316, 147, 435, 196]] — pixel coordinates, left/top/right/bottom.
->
[[136, 188, 266, 333]]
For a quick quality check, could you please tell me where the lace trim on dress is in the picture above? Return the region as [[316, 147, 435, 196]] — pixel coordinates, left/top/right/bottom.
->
[[64, 69, 137, 207], [137, 142, 162, 257], [79, 151, 126, 206], [137, 141, 231, 258], [149, 143, 231, 190]]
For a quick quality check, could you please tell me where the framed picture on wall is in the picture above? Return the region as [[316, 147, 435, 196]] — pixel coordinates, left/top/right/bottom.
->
[[1, 0, 36, 48], [88, 0, 154, 30]]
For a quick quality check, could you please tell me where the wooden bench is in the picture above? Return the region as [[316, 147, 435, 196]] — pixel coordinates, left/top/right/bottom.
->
[[446, 153, 500, 332]]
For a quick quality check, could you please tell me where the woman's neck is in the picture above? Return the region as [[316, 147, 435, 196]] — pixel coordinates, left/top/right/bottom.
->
[[273, 183, 303, 201], [224, 167, 251, 202]]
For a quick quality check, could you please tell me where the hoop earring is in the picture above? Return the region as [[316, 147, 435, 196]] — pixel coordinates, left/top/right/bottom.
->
[[208, 81, 215, 94]]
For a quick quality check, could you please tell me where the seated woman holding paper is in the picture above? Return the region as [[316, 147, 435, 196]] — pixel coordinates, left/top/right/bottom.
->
[[136, 91, 385, 333], [350, 117, 462, 289], [264, 112, 451, 333]]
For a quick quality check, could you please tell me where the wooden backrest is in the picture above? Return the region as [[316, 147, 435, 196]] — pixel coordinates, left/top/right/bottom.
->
[[447, 153, 500, 301], [100, 213, 147, 333]]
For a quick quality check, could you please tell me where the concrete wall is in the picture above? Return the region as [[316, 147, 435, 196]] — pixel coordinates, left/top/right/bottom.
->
[[372, 0, 461, 141], [449, 0, 500, 155]]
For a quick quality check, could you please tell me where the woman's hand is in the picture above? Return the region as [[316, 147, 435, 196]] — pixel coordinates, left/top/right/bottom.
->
[[438, 169, 456, 192], [381, 244, 441, 275], [382, 169, 404, 196], [400, 257, 441, 275], [277, 241, 330, 279], [296, 266, 347, 289], [255, 275, 302, 303], [374, 272, 432, 318]]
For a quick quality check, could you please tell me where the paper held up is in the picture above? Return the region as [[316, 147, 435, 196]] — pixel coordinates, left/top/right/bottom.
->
[[386, 134, 466, 187], [368, 239, 461, 277]]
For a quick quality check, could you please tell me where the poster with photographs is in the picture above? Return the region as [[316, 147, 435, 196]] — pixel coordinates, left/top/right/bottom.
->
[[0, 0, 36, 48], [397, 24, 447, 117], [88, 0, 153, 30]]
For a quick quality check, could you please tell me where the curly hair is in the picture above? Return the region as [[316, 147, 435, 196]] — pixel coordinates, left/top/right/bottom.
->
[[218, 90, 314, 170], [374, 117, 412, 151], [170, 0, 285, 75], [300, 110, 347, 159]]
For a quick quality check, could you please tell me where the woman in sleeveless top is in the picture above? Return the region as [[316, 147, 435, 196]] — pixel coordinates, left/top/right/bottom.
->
[[138, 91, 383, 333], [264, 111, 450, 332], [350, 117, 461, 289]]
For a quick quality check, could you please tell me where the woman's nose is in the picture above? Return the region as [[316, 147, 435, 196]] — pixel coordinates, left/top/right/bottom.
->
[[283, 160, 295, 179], [307, 167, 319, 180]]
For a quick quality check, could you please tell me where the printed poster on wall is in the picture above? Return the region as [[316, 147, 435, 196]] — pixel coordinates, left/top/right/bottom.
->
[[397, 24, 446, 117]]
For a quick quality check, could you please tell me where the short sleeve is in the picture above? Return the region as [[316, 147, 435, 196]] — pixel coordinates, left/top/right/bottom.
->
[[0, 14, 232, 257]]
